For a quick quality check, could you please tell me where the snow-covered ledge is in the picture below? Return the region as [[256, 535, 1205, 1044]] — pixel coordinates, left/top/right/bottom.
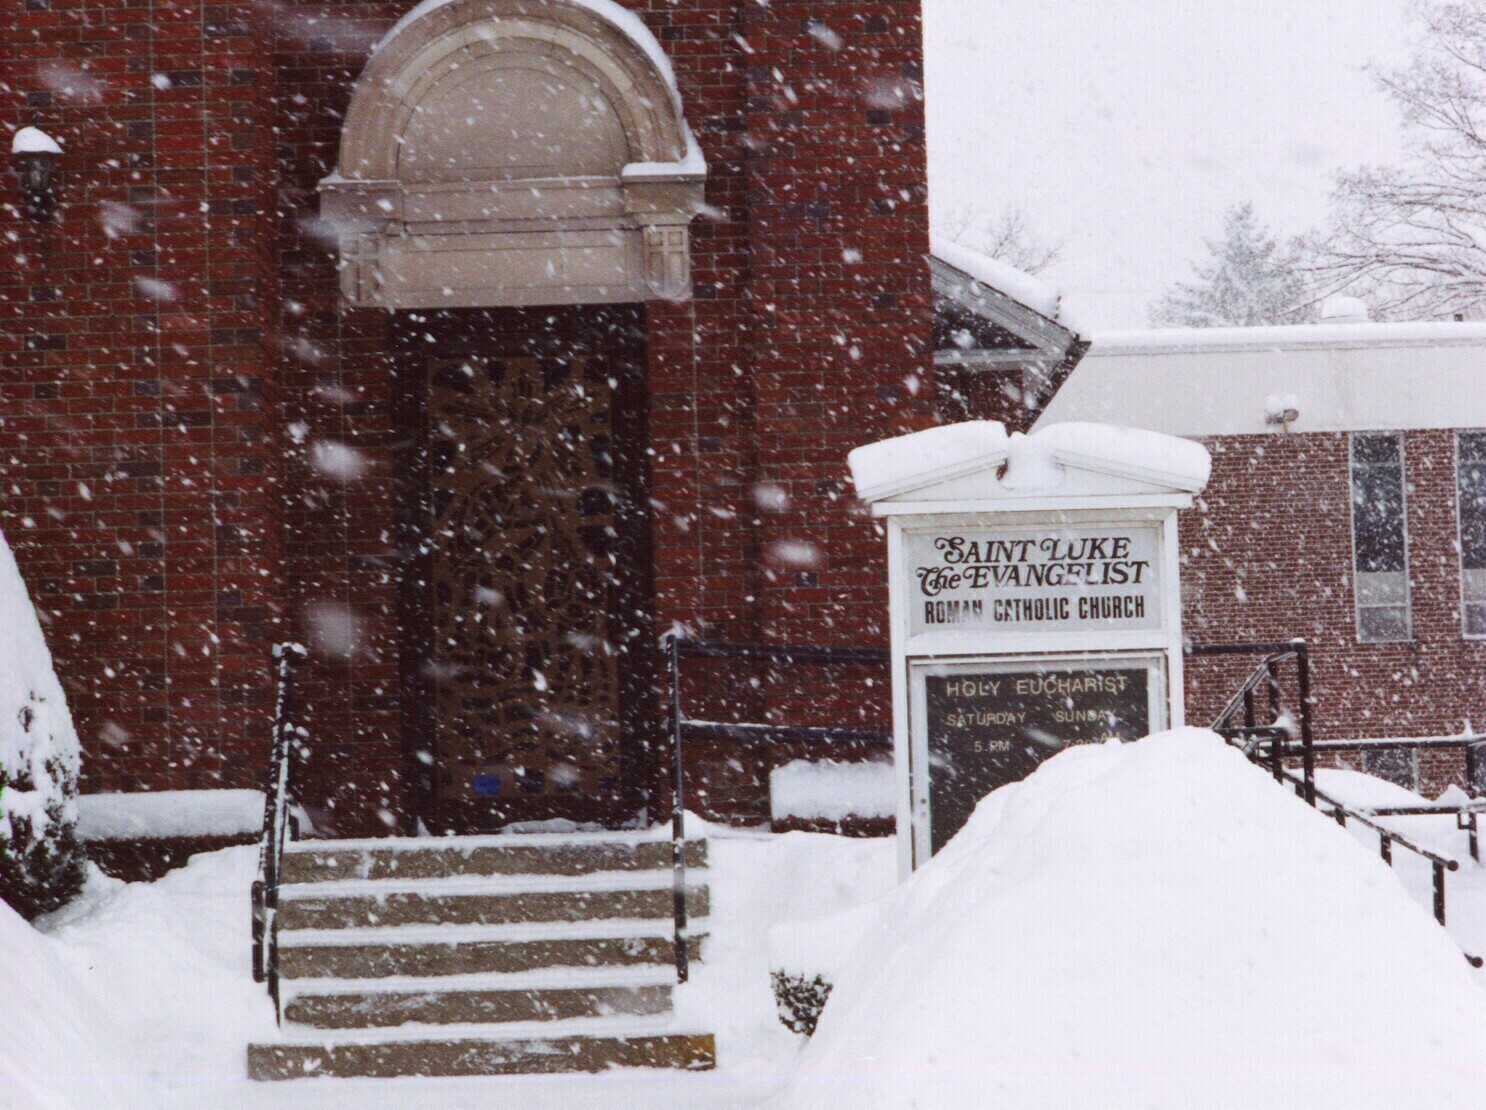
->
[[77, 789, 263, 842], [321, 0, 706, 309]]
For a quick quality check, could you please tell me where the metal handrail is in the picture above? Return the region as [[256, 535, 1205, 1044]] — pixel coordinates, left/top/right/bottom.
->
[[251, 642, 308, 1015], [1197, 640, 1481, 966], [665, 636, 892, 982]]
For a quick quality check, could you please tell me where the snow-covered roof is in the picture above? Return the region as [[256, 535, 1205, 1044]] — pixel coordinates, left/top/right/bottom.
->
[[930, 235, 1063, 324], [11, 126, 61, 155], [1039, 321, 1486, 438], [1090, 320, 1486, 356]]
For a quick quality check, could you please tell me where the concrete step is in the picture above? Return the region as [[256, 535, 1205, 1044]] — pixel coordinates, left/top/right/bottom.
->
[[277, 876, 710, 930], [278, 920, 708, 980], [282, 834, 706, 884], [248, 1018, 716, 1080], [281, 966, 676, 1029]]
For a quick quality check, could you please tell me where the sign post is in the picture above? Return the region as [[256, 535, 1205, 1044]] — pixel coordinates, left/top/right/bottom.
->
[[849, 421, 1211, 875]]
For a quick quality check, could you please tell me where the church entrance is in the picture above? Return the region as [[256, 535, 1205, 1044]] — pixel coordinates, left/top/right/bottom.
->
[[393, 307, 660, 832]]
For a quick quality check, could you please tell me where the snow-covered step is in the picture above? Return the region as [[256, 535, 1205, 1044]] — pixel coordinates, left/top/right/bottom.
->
[[277, 918, 709, 980], [253, 832, 714, 1079], [248, 1020, 715, 1079], [276, 870, 709, 930], [280, 965, 677, 1029], [282, 835, 706, 883]]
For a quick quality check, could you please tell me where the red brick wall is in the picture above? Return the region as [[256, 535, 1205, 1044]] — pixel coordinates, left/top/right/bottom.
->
[[2, 0, 281, 793], [2, 0, 931, 829], [1182, 429, 1486, 791]]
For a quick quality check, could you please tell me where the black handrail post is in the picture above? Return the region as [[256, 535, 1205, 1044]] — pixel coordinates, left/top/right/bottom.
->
[[253, 641, 306, 1016], [668, 634, 689, 984], [1295, 640, 1315, 807], [1434, 861, 1447, 926]]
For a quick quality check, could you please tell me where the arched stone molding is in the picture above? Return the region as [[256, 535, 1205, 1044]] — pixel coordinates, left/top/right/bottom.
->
[[320, 0, 706, 309]]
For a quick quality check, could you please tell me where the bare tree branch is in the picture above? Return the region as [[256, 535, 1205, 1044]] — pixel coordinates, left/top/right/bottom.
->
[[1299, 2, 1486, 319]]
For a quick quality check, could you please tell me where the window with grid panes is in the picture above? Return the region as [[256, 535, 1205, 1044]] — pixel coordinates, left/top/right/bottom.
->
[[1350, 433, 1410, 642], [1458, 431, 1486, 636]]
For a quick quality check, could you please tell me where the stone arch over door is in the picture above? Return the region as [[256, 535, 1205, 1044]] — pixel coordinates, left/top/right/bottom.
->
[[321, 0, 706, 309]]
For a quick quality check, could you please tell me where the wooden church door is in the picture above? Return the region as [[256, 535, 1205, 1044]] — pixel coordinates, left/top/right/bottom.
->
[[395, 308, 659, 832]]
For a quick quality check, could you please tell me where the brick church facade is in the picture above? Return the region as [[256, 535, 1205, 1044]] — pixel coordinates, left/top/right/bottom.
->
[[1, 0, 982, 835]]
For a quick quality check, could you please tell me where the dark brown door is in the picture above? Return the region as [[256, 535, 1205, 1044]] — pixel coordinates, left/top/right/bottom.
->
[[395, 308, 658, 832]]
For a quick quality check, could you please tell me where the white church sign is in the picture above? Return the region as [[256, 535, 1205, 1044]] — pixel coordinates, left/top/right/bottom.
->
[[849, 420, 1211, 875]]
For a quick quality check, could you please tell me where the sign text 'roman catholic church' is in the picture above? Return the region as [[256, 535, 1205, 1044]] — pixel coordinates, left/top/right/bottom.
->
[[909, 525, 1162, 634]]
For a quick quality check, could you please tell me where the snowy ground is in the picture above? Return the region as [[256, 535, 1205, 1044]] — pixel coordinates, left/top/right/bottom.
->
[[14, 823, 894, 1109], [11, 753, 1486, 1108]]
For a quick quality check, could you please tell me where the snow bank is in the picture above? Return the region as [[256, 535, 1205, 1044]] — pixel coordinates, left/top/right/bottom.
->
[[0, 896, 126, 1109], [783, 730, 1486, 1109], [76, 789, 263, 841], [769, 760, 894, 823], [847, 420, 1008, 500], [29, 847, 277, 1106]]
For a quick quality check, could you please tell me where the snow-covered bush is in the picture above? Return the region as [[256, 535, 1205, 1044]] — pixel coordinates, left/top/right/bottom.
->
[[0, 529, 84, 918], [770, 971, 832, 1036], [768, 899, 880, 1037]]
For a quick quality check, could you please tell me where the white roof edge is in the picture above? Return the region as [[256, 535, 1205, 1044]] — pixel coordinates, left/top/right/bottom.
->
[[1091, 321, 1486, 356]]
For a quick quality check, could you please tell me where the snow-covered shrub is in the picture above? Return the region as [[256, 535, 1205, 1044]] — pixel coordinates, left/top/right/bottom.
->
[[770, 970, 832, 1036], [768, 899, 880, 1037], [0, 529, 84, 918]]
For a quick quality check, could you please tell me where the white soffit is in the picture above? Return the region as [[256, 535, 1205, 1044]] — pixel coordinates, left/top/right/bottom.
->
[[1041, 323, 1486, 438]]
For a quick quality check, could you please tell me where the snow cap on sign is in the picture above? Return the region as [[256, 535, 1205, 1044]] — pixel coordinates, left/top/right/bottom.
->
[[11, 126, 61, 155], [1034, 421, 1211, 492], [848, 420, 1010, 502]]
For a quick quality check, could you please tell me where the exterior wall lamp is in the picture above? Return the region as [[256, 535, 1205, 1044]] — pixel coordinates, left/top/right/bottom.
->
[[12, 127, 62, 222]]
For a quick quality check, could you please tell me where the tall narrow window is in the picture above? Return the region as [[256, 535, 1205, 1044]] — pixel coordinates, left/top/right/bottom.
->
[[1457, 431, 1486, 636], [1350, 433, 1410, 642]]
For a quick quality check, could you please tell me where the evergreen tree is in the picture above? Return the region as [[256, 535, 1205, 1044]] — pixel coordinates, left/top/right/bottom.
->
[[1151, 203, 1308, 328], [0, 529, 85, 919]]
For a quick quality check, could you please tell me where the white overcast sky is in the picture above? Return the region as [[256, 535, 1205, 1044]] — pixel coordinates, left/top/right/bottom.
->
[[924, 0, 1417, 330]]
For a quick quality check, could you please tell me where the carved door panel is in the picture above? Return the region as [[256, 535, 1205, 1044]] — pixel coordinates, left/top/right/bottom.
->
[[418, 344, 654, 827]]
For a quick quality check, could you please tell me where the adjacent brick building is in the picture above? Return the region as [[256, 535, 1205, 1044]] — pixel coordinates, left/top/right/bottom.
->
[[4, 0, 1090, 834], [1040, 313, 1486, 791]]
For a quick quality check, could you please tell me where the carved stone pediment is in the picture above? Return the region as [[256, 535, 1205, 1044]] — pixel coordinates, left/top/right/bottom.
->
[[321, 0, 706, 309]]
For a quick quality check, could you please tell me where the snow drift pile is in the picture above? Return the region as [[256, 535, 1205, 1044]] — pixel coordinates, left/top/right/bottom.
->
[[0, 527, 84, 917], [782, 729, 1486, 1109], [0, 896, 124, 1109]]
